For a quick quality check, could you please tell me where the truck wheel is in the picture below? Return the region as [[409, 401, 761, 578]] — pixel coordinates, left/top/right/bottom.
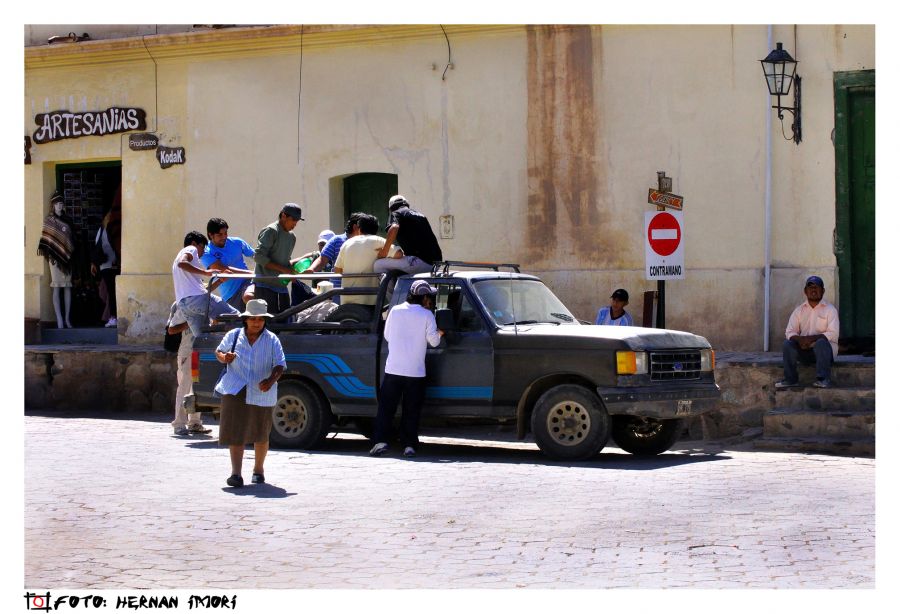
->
[[611, 416, 683, 456], [531, 385, 610, 461], [324, 304, 374, 333], [270, 381, 333, 449]]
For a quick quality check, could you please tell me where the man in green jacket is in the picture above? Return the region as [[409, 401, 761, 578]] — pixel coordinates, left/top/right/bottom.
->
[[252, 203, 304, 316]]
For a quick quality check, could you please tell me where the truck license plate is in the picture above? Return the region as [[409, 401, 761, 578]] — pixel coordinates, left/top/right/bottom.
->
[[676, 400, 692, 416]]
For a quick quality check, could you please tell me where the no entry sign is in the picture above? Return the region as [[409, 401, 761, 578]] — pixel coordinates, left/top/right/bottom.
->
[[645, 211, 685, 280]]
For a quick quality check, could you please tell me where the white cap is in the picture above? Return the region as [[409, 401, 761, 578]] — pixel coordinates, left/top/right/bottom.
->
[[317, 229, 335, 244]]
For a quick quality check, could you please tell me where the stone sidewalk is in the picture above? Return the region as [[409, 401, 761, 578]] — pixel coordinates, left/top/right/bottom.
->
[[24, 411, 875, 589]]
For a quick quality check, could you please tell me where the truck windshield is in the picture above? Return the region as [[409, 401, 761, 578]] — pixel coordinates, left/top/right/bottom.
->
[[472, 279, 579, 326]]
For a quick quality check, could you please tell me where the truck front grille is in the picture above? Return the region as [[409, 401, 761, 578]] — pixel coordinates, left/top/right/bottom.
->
[[650, 351, 702, 381]]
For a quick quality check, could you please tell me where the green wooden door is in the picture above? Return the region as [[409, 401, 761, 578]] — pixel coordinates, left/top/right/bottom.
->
[[343, 173, 398, 238], [834, 71, 875, 351]]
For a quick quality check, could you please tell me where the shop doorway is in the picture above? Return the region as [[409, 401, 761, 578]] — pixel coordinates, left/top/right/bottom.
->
[[54, 162, 122, 327], [343, 173, 398, 237], [834, 71, 875, 355]]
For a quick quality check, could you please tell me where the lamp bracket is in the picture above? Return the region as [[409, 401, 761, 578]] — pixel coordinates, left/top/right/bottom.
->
[[772, 75, 802, 144]]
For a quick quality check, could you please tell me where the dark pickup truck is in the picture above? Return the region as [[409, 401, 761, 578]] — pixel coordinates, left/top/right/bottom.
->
[[191, 262, 720, 460]]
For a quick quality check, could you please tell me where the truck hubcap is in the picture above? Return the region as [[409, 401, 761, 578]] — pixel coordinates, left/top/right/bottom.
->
[[547, 401, 590, 445], [274, 395, 308, 436]]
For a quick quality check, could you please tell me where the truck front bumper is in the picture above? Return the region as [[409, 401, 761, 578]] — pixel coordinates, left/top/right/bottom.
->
[[596, 383, 720, 419]]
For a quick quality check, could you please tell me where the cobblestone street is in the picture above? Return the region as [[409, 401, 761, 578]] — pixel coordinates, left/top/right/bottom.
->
[[24, 411, 876, 592]]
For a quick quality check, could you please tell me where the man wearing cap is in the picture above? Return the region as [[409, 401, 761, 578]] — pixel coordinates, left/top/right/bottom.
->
[[373, 195, 443, 276], [252, 203, 305, 316], [595, 289, 634, 326], [290, 228, 336, 307], [201, 217, 255, 310], [776, 275, 840, 389], [298, 229, 336, 267], [369, 280, 444, 458]]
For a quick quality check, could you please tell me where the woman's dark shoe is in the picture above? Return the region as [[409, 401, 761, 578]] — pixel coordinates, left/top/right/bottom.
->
[[251, 473, 265, 484], [226, 474, 244, 487]]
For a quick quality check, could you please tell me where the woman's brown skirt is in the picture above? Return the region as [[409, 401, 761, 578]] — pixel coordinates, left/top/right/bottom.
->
[[218, 388, 274, 446]]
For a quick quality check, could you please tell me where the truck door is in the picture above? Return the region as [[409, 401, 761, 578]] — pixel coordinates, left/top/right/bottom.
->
[[423, 281, 495, 415]]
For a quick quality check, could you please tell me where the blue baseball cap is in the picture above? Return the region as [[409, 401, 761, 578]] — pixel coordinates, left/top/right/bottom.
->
[[805, 275, 824, 288]]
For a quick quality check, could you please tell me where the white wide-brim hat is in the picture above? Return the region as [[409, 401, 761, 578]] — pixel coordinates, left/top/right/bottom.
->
[[240, 299, 274, 318]]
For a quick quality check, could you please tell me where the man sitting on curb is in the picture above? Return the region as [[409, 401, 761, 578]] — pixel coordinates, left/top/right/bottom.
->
[[776, 275, 840, 389]]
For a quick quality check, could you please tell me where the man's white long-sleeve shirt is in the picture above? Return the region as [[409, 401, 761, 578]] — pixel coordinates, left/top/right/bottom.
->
[[785, 299, 840, 357], [383, 302, 442, 378]]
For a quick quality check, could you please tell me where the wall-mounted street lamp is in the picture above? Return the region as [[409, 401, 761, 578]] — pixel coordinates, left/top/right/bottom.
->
[[760, 42, 801, 144]]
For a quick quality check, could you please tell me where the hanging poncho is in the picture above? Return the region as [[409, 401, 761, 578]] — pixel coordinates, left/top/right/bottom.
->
[[37, 214, 74, 275]]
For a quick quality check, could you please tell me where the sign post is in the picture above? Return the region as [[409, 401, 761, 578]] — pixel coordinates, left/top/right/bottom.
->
[[645, 171, 686, 328]]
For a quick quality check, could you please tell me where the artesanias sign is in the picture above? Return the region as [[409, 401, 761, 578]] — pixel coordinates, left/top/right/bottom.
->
[[32, 107, 147, 144]]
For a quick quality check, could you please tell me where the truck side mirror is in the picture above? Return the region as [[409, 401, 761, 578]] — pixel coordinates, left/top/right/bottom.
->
[[435, 308, 456, 332]]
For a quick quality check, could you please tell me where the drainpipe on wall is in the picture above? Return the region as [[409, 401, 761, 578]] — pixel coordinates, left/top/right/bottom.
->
[[763, 25, 774, 351]]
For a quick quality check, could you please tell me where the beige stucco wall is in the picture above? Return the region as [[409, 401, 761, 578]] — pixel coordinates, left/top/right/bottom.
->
[[24, 24, 875, 350]]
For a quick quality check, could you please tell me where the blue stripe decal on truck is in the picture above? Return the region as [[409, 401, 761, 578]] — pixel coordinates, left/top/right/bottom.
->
[[324, 375, 376, 398], [425, 386, 493, 399]]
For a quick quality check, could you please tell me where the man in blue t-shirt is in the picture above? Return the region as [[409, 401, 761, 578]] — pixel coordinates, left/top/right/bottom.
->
[[595, 288, 634, 326], [200, 217, 255, 310]]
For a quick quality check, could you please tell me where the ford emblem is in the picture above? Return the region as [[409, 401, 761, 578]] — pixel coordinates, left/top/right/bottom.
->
[[673, 362, 684, 371]]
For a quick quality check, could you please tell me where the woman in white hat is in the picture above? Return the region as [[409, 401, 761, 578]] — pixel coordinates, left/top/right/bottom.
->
[[214, 299, 286, 487]]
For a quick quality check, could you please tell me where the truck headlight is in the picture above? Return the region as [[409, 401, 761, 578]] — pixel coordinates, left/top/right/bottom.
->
[[616, 351, 648, 375], [700, 349, 715, 372]]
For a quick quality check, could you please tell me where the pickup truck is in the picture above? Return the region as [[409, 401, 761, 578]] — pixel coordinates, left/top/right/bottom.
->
[[191, 262, 720, 460]]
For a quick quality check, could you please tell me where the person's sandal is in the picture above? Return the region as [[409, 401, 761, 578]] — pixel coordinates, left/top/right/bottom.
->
[[226, 474, 244, 488], [251, 473, 265, 484]]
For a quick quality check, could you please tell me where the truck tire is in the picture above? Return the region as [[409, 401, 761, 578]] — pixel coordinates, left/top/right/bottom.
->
[[530, 385, 611, 461], [269, 381, 333, 449], [611, 416, 683, 456], [324, 304, 374, 333]]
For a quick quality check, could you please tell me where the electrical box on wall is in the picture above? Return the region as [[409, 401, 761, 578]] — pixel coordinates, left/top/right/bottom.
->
[[439, 215, 454, 239]]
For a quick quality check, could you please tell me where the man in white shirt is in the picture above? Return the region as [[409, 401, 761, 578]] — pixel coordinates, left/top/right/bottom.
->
[[776, 275, 840, 389], [172, 231, 240, 337], [333, 213, 398, 306], [166, 303, 211, 435], [369, 280, 444, 458]]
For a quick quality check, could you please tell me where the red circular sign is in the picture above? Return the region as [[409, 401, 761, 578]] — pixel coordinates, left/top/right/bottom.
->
[[647, 212, 681, 256]]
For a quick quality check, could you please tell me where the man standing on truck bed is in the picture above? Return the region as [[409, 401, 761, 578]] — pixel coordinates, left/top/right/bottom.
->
[[373, 195, 443, 276], [252, 203, 306, 316], [369, 280, 444, 458]]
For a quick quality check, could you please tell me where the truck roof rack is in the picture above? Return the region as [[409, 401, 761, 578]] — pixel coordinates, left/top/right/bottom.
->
[[431, 261, 521, 276]]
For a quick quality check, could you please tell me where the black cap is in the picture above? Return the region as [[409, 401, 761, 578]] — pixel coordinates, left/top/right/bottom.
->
[[611, 289, 629, 301], [281, 203, 304, 221]]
